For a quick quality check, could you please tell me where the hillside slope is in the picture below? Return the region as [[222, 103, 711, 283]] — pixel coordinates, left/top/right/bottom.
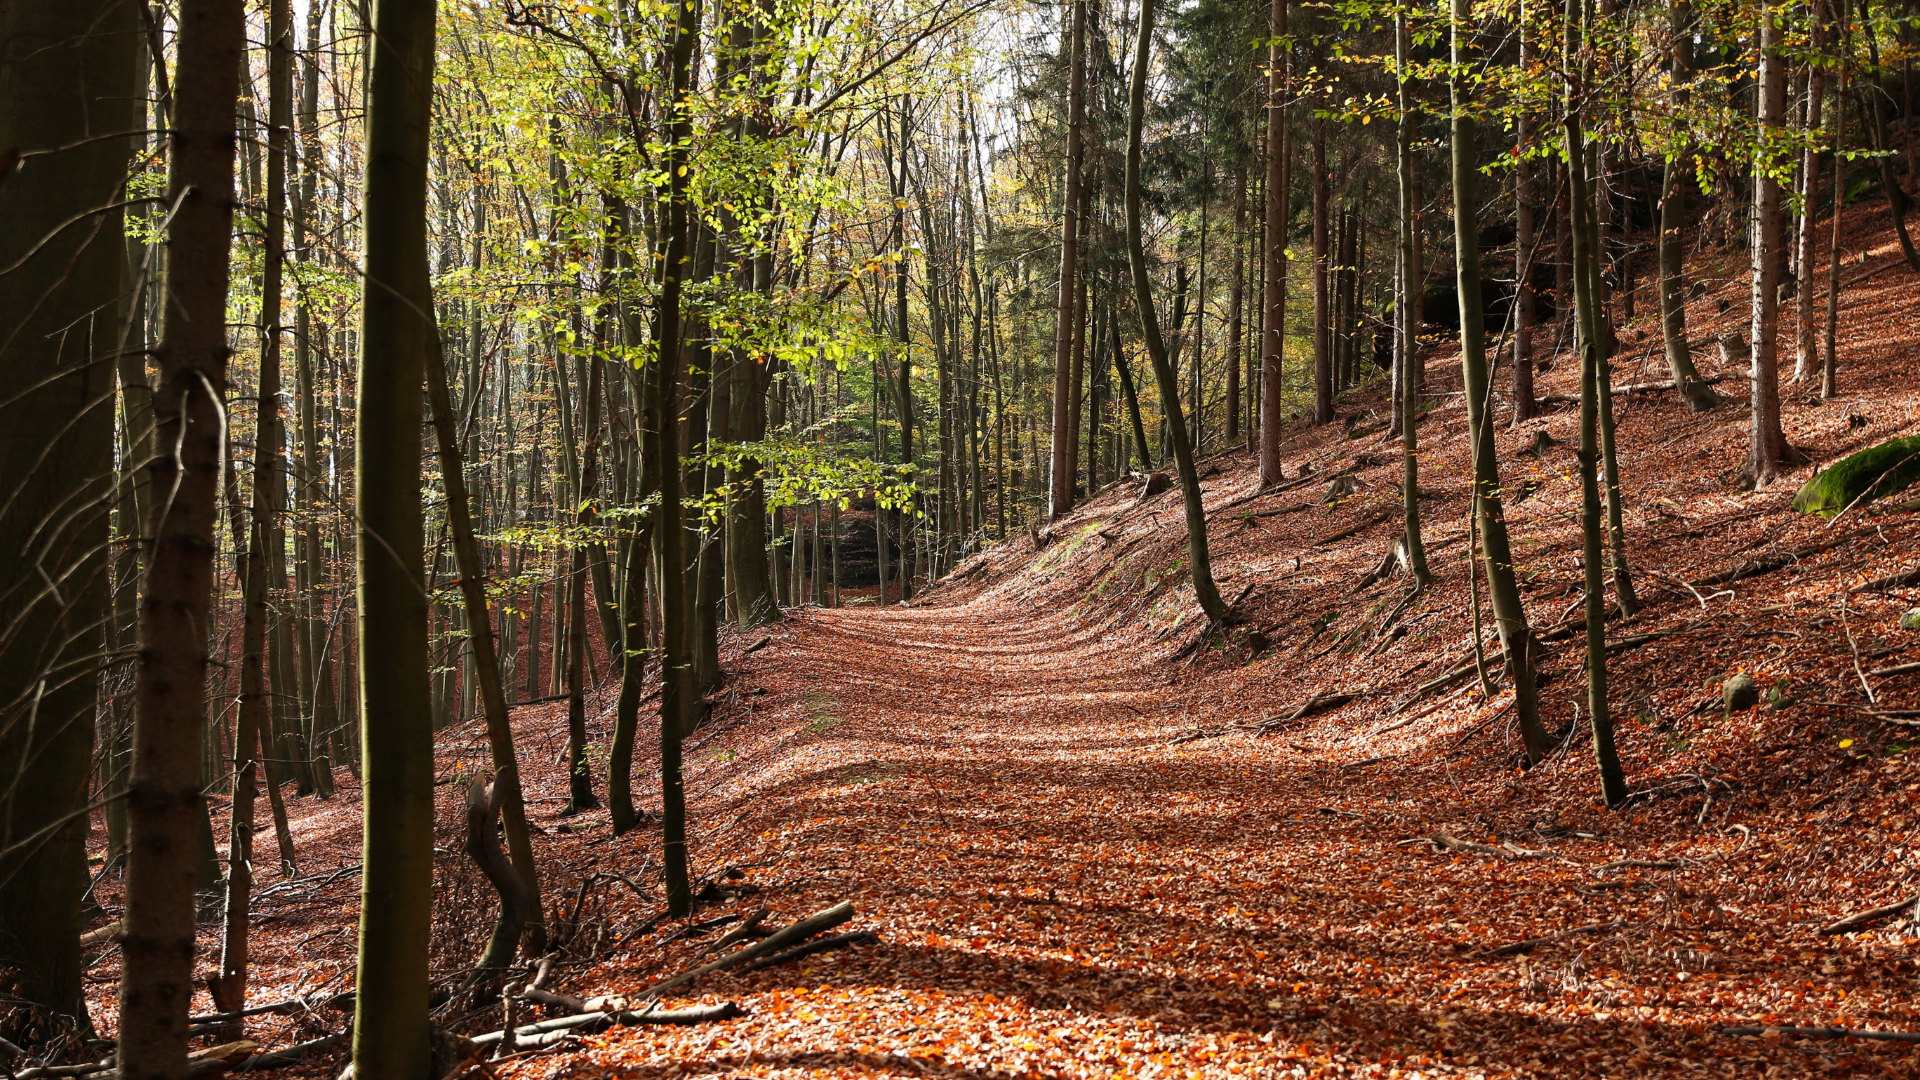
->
[[74, 219, 1920, 1080]]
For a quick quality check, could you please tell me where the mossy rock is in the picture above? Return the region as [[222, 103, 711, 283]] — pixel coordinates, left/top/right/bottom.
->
[[1791, 435, 1920, 517]]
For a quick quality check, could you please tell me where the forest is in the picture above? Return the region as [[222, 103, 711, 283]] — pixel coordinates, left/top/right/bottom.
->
[[3, 0, 1920, 1075]]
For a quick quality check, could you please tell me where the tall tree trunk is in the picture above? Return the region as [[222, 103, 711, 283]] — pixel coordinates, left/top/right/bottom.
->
[[1795, 3, 1829, 383], [1513, 2, 1540, 424], [1564, 0, 1628, 806], [349, 0, 440, 1073], [1, 0, 135, 1050], [653, 0, 702, 918], [1311, 84, 1333, 426], [1258, 0, 1288, 484], [1748, 0, 1793, 485], [894, 102, 914, 602], [1395, 7, 1431, 588], [563, 347, 604, 814], [1861, 0, 1920, 271], [424, 314, 546, 961], [1452, 0, 1551, 765], [1226, 165, 1245, 445], [1656, 1, 1721, 412], [1126, 0, 1226, 626], [1825, 8, 1849, 399], [1048, 1, 1088, 518]]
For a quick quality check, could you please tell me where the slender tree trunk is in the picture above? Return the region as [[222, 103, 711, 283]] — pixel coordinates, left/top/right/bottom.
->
[[653, 0, 703, 917], [1048, 1, 1088, 518], [1795, 4, 1829, 383], [1564, 0, 1628, 806], [1825, 11, 1848, 399], [563, 348, 604, 813], [1258, 0, 1288, 484], [1311, 87, 1333, 426], [1395, 7, 1431, 588], [1749, 0, 1793, 485], [1453, 0, 1550, 764], [1513, 4, 1539, 424], [1653, 2, 1721, 412], [349, 0, 440, 1072], [1127, 0, 1226, 626], [1862, 0, 1920, 271], [424, 315, 545, 959], [1226, 165, 1245, 444], [894, 102, 914, 601]]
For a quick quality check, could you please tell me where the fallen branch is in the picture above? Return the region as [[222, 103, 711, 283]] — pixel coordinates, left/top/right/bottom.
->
[[732, 930, 879, 974], [1427, 832, 1550, 859], [79, 921, 124, 948], [641, 901, 853, 999], [1534, 374, 1729, 407], [1484, 921, 1620, 957], [741, 636, 773, 656], [1849, 566, 1920, 593], [1819, 895, 1917, 935], [187, 996, 328, 1026], [233, 1034, 345, 1072], [1687, 528, 1871, 590], [1313, 508, 1396, 547], [1593, 858, 1689, 874], [470, 1004, 745, 1048], [698, 908, 770, 958], [1868, 661, 1920, 678], [1719, 1025, 1920, 1044]]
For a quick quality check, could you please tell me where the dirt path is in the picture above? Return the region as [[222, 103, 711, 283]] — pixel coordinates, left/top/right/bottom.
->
[[513, 599, 1919, 1080]]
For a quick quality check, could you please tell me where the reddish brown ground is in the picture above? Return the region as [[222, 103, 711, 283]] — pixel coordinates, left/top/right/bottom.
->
[[80, 217, 1920, 1078]]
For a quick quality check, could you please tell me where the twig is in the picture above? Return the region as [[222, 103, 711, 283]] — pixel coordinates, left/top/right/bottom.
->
[[1840, 604, 1877, 705], [469, 1004, 745, 1048], [1819, 895, 1917, 935], [731, 930, 879, 974], [1720, 1025, 1920, 1043], [1484, 920, 1621, 956]]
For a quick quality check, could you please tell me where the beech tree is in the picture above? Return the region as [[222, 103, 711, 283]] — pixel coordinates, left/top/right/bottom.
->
[[1, 0, 136, 1048], [349, 0, 440, 1072]]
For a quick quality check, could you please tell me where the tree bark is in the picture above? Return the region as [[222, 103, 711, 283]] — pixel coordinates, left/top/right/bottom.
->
[[1452, 0, 1550, 765], [0, 0, 135, 1051], [1564, 0, 1628, 806], [1258, 0, 1288, 485], [1513, 4, 1539, 424], [653, 0, 703, 918], [1226, 165, 1245, 444], [1748, 0, 1793, 486], [1311, 80, 1333, 427], [424, 314, 546, 955], [349, 0, 440, 1073], [1126, 0, 1227, 626], [1794, 3, 1829, 383], [1048, 1, 1088, 518], [1655, 1, 1721, 412], [1395, 8, 1431, 588]]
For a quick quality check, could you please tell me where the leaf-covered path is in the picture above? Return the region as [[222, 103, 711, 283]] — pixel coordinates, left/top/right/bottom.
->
[[522, 595, 1919, 1079]]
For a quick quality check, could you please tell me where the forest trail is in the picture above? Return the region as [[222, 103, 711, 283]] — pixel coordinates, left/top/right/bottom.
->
[[506, 587, 1919, 1079]]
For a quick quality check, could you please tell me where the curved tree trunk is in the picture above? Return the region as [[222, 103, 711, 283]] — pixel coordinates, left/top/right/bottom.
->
[[1126, 0, 1227, 626], [1452, 0, 1550, 765], [1656, 2, 1721, 412]]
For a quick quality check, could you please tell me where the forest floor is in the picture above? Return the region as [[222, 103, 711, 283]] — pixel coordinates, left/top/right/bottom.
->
[[80, 218, 1920, 1078]]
